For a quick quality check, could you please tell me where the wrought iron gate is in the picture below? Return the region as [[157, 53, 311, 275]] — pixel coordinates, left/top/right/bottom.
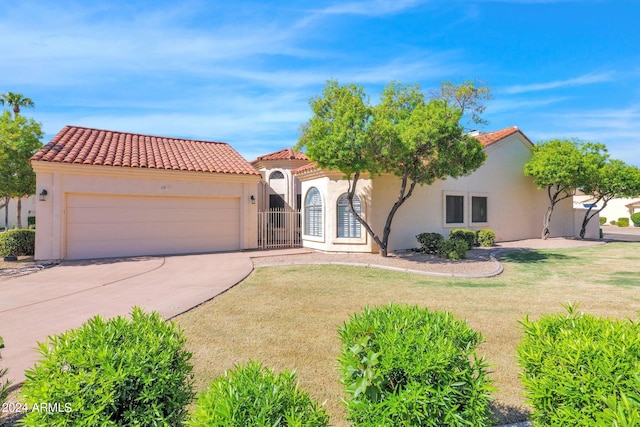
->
[[258, 209, 302, 249]]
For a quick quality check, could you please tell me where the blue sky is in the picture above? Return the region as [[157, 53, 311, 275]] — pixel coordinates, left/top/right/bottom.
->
[[1, 0, 639, 165]]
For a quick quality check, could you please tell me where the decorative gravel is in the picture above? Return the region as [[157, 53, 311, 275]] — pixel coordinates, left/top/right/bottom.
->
[[251, 238, 604, 278]]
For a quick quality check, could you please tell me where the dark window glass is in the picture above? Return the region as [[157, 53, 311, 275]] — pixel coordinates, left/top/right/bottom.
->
[[472, 196, 487, 223], [446, 195, 464, 224]]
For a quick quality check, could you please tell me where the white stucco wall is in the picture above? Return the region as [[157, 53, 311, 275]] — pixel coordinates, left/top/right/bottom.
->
[[300, 174, 373, 252], [32, 162, 259, 260], [371, 133, 574, 252]]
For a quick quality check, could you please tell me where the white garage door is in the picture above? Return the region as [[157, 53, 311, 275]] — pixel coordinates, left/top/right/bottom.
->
[[66, 194, 241, 259]]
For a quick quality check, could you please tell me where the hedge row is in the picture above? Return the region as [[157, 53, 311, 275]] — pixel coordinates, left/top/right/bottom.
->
[[416, 229, 495, 260], [0, 229, 35, 257], [14, 303, 640, 425]]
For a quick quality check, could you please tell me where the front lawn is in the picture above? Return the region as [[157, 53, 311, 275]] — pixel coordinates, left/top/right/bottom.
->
[[175, 242, 640, 426]]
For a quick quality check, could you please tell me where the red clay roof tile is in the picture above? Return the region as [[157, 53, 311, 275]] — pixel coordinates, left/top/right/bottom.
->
[[292, 127, 531, 175], [31, 126, 259, 175], [254, 148, 308, 162], [474, 126, 532, 147]]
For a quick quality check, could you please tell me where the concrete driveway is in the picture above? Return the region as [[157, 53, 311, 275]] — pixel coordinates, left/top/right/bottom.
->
[[0, 251, 253, 386], [602, 225, 640, 242]]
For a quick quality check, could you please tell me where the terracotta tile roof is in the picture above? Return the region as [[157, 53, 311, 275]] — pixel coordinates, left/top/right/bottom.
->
[[474, 126, 532, 147], [293, 127, 531, 175], [291, 161, 318, 175], [254, 148, 308, 162], [31, 126, 259, 175]]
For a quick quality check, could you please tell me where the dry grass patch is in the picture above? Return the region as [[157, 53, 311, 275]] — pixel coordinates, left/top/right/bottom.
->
[[175, 242, 640, 426]]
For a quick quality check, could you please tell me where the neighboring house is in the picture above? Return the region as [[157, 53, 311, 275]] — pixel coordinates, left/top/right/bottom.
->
[[293, 126, 595, 254], [574, 194, 640, 224], [1, 195, 36, 230], [31, 126, 260, 260]]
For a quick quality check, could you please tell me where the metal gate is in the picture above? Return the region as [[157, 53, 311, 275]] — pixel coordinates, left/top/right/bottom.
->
[[258, 209, 302, 249]]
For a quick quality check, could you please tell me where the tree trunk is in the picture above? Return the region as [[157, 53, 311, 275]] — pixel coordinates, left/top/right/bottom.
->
[[16, 198, 22, 229], [4, 199, 8, 231], [579, 196, 608, 239], [542, 185, 574, 240], [345, 169, 417, 257], [542, 206, 552, 240]]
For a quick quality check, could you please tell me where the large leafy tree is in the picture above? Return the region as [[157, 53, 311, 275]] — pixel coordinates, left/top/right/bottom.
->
[[297, 80, 489, 257], [0, 110, 43, 229], [578, 160, 640, 238], [524, 139, 608, 239]]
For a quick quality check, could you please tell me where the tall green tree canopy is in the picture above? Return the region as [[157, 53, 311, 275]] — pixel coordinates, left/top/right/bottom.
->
[[578, 159, 640, 238], [0, 110, 43, 228], [524, 139, 608, 239], [297, 80, 489, 256], [0, 92, 35, 118]]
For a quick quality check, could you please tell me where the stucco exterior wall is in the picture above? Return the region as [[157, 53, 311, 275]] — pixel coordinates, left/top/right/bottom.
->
[[300, 175, 373, 252], [32, 162, 259, 260], [371, 134, 563, 251]]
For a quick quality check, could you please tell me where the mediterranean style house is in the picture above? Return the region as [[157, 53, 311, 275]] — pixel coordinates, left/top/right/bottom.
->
[[292, 126, 596, 253], [29, 125, 596, 260]]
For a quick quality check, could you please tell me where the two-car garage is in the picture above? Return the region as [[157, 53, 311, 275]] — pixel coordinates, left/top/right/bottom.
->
[[65, 194, 242, 259], [31, 126, 260, 260]]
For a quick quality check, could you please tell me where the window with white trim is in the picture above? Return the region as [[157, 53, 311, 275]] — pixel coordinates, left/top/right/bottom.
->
[[337, 194, 362, 238], [304, 187, 322, 237], [471, 196, 488, 223], [445, 195, 464, 224]]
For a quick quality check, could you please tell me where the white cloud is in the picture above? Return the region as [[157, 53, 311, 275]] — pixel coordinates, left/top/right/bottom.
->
[[501, 72, 614, 95], [313, 0, 425, 16]]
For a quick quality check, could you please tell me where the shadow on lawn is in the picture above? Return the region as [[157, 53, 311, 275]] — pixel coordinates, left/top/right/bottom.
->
[[498, 250, 573, 264]]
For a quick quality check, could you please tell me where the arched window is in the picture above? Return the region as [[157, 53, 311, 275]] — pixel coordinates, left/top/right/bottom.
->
[[337, 194, 361, 238], [304, 187, 323, 237], [269, 171, 284, 180]]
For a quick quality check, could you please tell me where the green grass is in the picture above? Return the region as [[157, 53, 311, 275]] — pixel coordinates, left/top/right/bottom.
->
[[176, 242, 640, 426]]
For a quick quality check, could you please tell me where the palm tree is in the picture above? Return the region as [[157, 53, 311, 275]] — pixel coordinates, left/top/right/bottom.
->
[[0, 92, 35, 118]]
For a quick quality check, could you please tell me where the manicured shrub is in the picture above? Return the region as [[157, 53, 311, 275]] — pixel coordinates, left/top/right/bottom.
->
[[437, 238, 469, 260], [597, 376, 640, 426], [517, 304, 640, 426], [0, 336, 10, 409], [0, 229, 35, 257], [599, 216, 607, 225], [449, 228, 478, 247], [20, 307, 194, 426], [477, 229, 496, 247], [338, 304, 494, 426], [188, 360, 329, 427], [416, 232, 444, 254], [632, 212, 640, 227], [610, 220, 617, 225], [618, 217, 630, 227]]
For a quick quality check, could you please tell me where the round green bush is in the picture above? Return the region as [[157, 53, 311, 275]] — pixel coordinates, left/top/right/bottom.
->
[[20, 307, 194, 426], [0, 337, 10, 409], [415, 232, 444, 254], [338, 304, 494, 426], [599, 216, 607, 225], [188, 360, 329, 427], [618, 217, 630, 227], [0, 229, 35, 256], [632, 212, 640, 226], [449, 228, 478, 247], [437, 238, 469, 260], [518, 304, 640, 426], [477, 229, 496, 247]]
